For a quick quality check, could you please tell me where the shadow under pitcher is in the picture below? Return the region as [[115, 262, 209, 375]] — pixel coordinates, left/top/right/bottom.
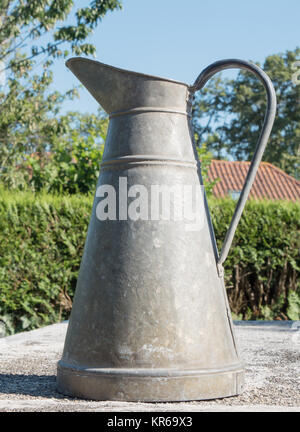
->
[[56, 58, 276, 401]]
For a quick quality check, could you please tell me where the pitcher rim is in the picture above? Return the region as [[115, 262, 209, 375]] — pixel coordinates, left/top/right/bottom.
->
[[66, 57, 189, 88]]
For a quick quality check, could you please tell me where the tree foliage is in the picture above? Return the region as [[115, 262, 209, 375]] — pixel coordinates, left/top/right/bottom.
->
[[0, 1, 122, 71], [192, 48, 300, 177], [0, 1, 121, 186], [25, 111, 108, 194], [0, 62, 76, 186]]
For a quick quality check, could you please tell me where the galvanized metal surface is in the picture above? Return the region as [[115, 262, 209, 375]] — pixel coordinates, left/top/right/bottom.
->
[[57, 58, 275, 401]]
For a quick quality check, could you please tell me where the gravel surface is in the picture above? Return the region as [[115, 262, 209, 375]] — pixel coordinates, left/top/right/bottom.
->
[[0, 321, 299, 412]]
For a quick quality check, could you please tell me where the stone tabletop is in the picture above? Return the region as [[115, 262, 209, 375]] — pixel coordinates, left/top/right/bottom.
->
[[0, 321, 299, 412]]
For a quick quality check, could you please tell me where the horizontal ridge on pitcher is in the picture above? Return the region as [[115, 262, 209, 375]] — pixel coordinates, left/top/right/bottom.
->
[[109, 106, 191, 118]]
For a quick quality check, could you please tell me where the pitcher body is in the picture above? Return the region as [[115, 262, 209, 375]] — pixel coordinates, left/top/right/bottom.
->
[[57, 58, 276, 401]]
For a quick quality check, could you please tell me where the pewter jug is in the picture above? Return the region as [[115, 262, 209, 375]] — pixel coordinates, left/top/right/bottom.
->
[[57, 58, 276, 401]]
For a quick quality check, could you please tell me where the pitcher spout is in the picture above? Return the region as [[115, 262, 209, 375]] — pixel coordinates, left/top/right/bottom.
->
[[66, 57, 189, 115]]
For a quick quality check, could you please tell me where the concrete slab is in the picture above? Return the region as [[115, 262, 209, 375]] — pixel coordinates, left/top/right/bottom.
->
[[0, 321, 299, 412]]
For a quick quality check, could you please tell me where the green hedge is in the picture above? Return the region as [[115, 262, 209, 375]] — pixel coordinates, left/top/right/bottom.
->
[[0, 190, 299, 335], [0, 190, 91, 335], [210, 198, 300, 320]]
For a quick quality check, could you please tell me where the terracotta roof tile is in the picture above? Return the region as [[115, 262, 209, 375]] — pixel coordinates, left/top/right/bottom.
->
[[208, 160, 300, 202]]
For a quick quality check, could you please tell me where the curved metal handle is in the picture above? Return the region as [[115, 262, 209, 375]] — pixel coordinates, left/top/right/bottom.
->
[[190, 59, 277, 269]]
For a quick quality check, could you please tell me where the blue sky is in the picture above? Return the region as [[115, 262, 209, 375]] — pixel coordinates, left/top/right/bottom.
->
[[54, 0, 300, 113]]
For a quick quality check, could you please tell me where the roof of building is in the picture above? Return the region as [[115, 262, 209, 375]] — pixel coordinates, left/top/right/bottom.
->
[[208, 160, 300, 202]]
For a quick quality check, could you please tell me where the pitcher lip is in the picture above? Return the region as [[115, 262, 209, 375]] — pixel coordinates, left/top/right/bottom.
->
[[66, 57, 189, 88]]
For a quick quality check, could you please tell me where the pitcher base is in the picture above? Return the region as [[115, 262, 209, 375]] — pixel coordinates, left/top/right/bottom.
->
[[57, 361, 245, 402]]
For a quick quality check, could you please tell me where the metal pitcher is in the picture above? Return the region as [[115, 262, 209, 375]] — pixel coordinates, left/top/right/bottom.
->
[[57, 58, 276, 401]]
